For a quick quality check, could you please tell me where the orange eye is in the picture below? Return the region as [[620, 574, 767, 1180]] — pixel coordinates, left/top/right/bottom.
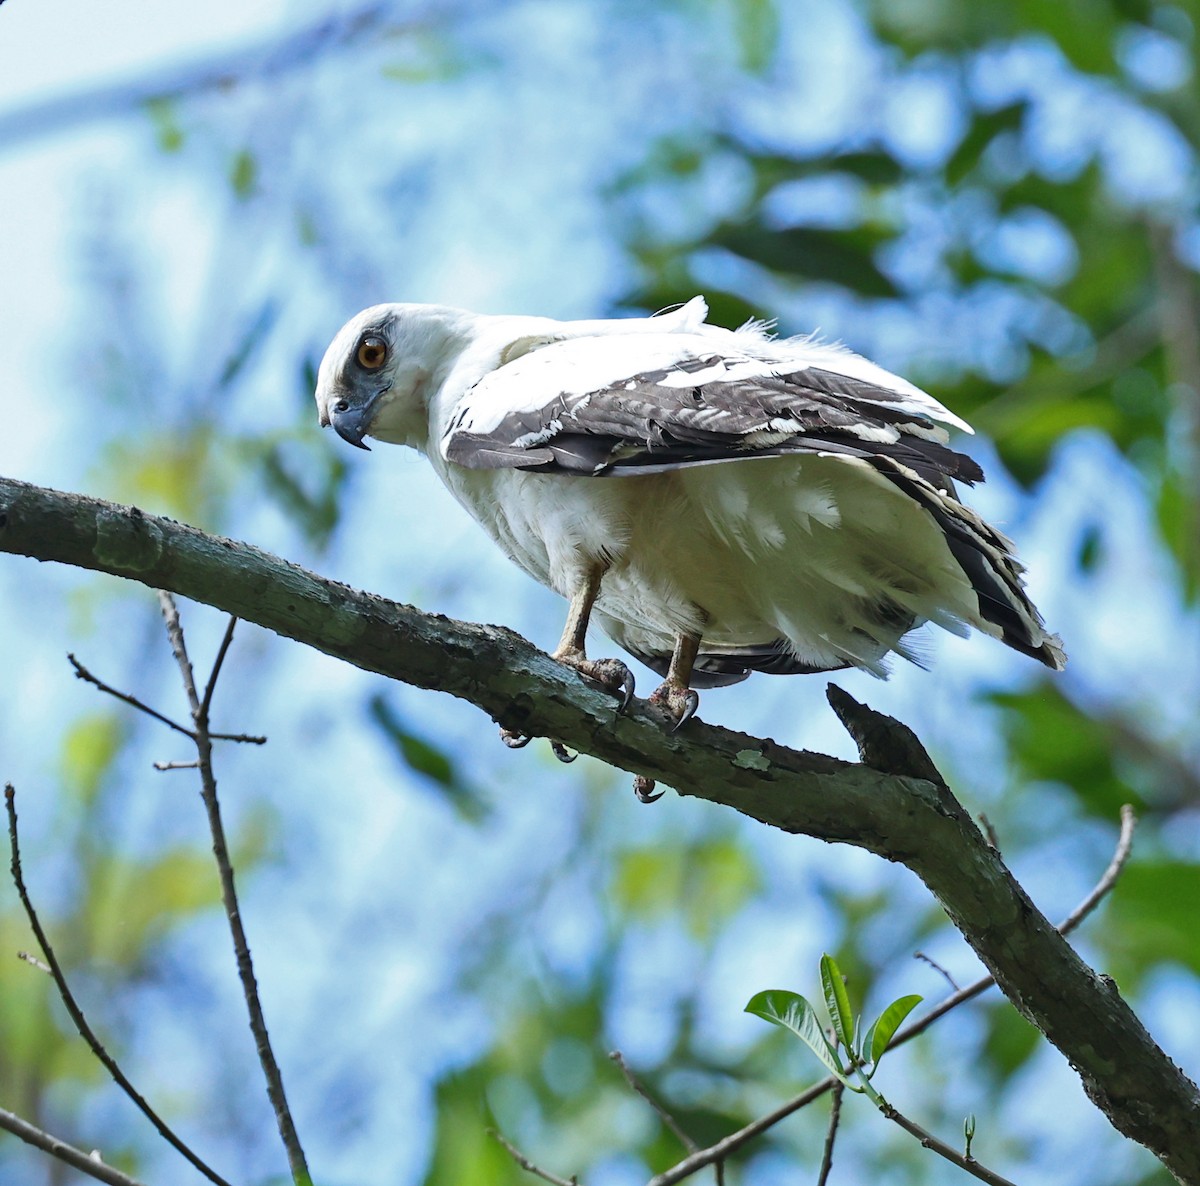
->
[[356, 336, 387, 370]]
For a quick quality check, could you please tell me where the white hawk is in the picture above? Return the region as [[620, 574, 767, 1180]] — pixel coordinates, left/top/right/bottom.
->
[[315, 297, 1064, 751]]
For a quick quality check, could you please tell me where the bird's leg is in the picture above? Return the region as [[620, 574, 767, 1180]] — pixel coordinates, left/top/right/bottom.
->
[[499, 562, 635, 757], [633, 630, 702, 805], [648, 630, 702, 731], [550, 564, 636, 710]]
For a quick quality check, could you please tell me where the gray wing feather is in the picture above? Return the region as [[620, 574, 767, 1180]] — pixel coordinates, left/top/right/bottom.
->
[[444, 362, 984, 487]]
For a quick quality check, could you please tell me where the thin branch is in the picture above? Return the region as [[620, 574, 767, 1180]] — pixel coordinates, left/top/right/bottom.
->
[[490, 1129, 580, 1186], [153, 760, 201, 771], [0, 0, 482, 153], [1057, 804, 1137, 935], [156, 592, 312, 1186], [816, 1083, 844, 1186], [201, 616, 239, 720], [645, 804, 1139, 1186], [4, 784, 234, 1186], [611, 1051, 699, 1154], [877, 1099, 1016, 1186], [69, 652, 265, 746], [209, 730, 268, 744], [68, 653, 193, 739], [646, 1079, 835, 1186], [913, 951, 961, 992], [0, 1106, 149, 1186]]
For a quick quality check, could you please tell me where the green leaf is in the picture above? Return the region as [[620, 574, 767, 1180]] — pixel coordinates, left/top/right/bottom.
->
[[981, 1001, 1041, 1081], [367, 693, 486, 821], [252, 431, 348, 549], [731, 0, 779, 74], [1108, 861, 1200, 983], [865, 994, 923, 1065], [744, 989, 847, 1083], [988, 681, 1148, 817], [145, 97, 184, 153], [614, 838, 760, 938], [59, 712, 127, 806], [230, 150, 258, 199], [713, 223, 901, 298], [216, 301, 279, 390], [1158, 465, 1198, 602], [944, 101, 1026, 187], [819, 954, 855, 1051]]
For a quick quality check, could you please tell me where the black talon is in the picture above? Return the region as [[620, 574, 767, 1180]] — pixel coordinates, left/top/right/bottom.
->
[[617, 668, 636, 712], [633, 775, 664, 803], [500, 727, 532, 749], [669, 689, 700, 732], [551, 742, 577, 764]]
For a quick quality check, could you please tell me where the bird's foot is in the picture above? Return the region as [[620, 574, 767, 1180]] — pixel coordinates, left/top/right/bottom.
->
[[554, 650, 636, 711], [498, 728, 576, 763], [632, 775, 664, 804], [648, 680, 700, 733], [629, 680, 698, 803]]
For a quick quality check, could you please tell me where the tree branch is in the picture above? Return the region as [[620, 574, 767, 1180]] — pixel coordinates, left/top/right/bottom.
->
[[816, 1083, 843, 1186], [0, 1105, 149, 1186], [0, 0, 476, 154], [1, 476, 1198, 1183], [876, 1098, 1015, 1186], [154, 597, 312, 1186], [5, 784, 233, 1186], [490, 1130, 579, 1186]]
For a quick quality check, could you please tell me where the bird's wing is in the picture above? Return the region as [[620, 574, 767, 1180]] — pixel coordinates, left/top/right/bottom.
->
[[440, 325, 1064, 670], [440, 329, 981, 488]]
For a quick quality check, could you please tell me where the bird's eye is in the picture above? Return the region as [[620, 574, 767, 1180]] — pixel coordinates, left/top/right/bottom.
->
[[356, 336, 387, 370]]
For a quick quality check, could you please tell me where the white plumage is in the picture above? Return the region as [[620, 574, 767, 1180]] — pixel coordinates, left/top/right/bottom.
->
[[315, 296, 1064, 730]]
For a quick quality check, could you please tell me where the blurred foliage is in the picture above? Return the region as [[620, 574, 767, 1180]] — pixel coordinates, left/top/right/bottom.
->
[[367, 691, 488, 820], [1, 0, 1198, 1184]]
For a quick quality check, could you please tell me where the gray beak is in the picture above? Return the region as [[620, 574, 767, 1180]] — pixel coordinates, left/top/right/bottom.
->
[[329, 401, 373, 451]]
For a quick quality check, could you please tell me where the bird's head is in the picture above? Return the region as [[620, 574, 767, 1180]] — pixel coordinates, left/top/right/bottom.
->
[[316, 303, 474, 451], [314, 305, 405, 450]]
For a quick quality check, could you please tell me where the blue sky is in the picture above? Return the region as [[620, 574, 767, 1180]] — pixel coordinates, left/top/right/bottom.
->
[[1, 3, 1196, 1185]]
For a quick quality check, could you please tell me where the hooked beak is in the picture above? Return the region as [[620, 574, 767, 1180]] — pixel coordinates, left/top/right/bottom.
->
[[328, 387, 386, 451]]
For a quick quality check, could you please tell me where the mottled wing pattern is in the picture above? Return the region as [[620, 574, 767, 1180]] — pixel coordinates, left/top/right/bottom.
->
[[444, 351, 983, 489]]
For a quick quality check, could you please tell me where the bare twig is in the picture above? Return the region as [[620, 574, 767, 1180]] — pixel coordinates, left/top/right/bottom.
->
[[68, 653, 193, 739], [69, 652, 266, 746], [646, 1078, 835, 1186], [611, 1051, 699, 1153], [5, 784, 234, 1186], [646, 805, 1138, 1186], [153, 760, 201, 771], [877, 1099, 1016, 1186], [200, 616, 239, 720], [490, 1129, 580, 1186], [156, 592, 311, 1186], [0, 1106, 149, 1186], [913, 951, 960, 992], [209, 729, 268, 744], [816, 1083, 844, 1186], [1057, 804, 1137, 935]]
